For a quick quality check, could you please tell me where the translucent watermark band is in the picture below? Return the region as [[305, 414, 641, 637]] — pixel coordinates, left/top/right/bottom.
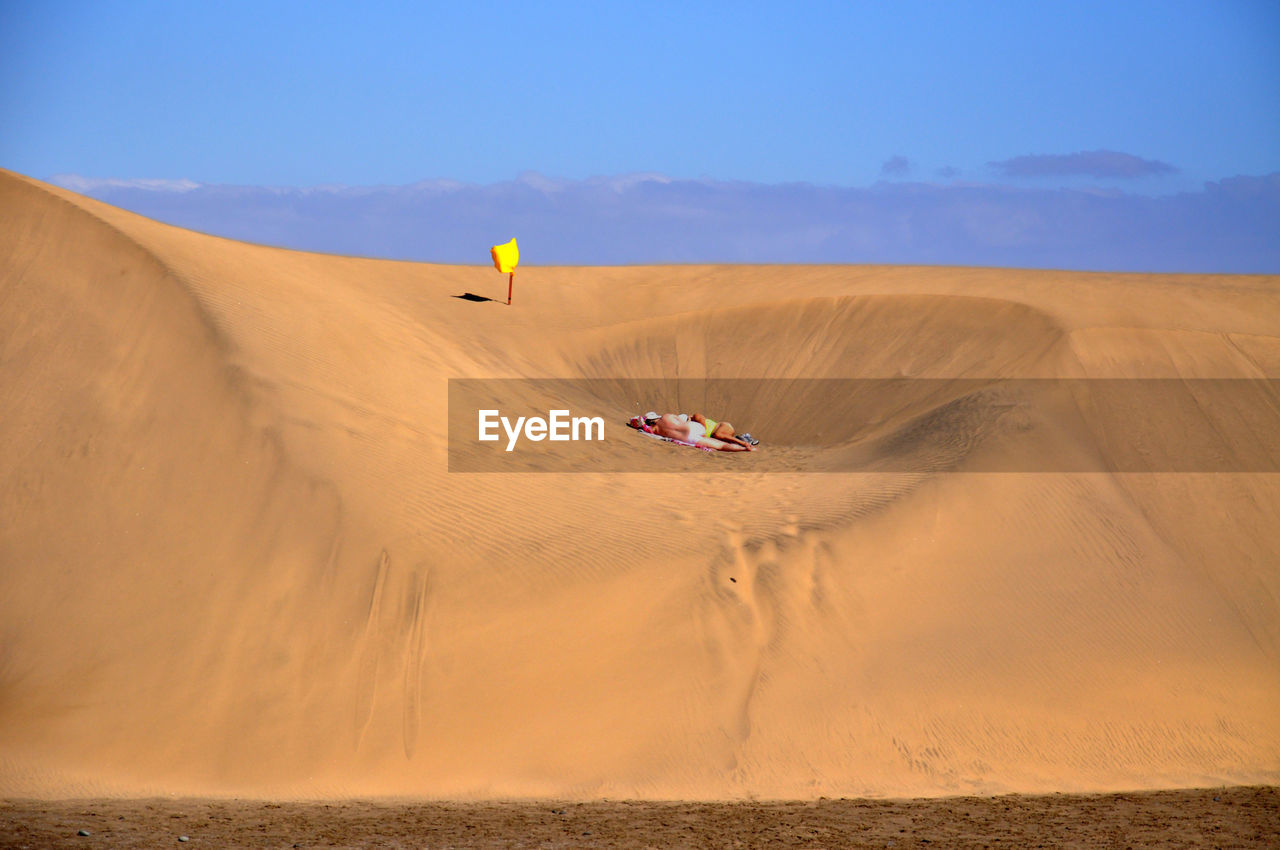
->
[[447, 378, 1280, 473]]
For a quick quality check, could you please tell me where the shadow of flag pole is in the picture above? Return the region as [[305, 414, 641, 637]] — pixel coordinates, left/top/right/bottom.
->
[[490, 238, 519, 306]]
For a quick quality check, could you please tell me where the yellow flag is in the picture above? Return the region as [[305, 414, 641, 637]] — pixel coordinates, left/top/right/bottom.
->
[[490, 238, 519, 274]]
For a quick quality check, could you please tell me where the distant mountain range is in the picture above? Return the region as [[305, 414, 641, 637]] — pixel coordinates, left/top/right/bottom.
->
[[52, 171, 1280, 273]]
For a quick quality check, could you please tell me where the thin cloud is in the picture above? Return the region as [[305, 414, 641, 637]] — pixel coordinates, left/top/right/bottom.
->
[[53, 171, 1279, 273], [50, 174, 202, 193], [880, 156, 912, 177], [989, 150, 1177, 179]]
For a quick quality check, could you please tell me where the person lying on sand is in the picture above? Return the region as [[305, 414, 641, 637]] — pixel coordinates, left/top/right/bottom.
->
[[642, 411, 758, 451]]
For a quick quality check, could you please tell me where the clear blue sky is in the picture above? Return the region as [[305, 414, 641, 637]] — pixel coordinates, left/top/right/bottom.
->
[[2, 0, 1277, 190]]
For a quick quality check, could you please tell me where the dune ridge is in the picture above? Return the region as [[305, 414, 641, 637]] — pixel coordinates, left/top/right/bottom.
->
[[2, 168, 1278, 799]]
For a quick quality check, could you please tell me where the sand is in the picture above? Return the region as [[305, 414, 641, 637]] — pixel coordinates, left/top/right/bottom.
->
[[1, 167, 1278, 807]]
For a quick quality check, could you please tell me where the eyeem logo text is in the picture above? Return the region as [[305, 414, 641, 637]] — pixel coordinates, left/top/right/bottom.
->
[[478, 409, 606, 452]]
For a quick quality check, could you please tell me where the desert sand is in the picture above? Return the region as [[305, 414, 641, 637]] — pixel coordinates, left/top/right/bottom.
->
[[1, 167, 1278, 807]]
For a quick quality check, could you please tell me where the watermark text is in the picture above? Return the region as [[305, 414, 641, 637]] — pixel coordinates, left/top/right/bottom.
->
[[478, 409, 606, 451]]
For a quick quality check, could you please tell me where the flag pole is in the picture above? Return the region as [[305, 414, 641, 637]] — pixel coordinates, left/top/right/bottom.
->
[[507, 271, 514, 305]]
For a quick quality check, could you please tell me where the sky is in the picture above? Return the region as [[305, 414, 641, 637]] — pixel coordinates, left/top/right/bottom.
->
[[2, 0, 1277, 191], [2, 1, 1278, 271]]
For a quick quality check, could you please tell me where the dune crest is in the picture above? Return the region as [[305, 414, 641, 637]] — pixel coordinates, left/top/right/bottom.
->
[[2, 168, 1278, 798]]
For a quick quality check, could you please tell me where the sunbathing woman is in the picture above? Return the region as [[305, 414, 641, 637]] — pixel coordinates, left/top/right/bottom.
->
[[642, 412, 757, 451]]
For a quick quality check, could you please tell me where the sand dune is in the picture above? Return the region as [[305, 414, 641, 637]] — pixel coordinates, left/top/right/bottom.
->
[[1, 167, 1278, 799]]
